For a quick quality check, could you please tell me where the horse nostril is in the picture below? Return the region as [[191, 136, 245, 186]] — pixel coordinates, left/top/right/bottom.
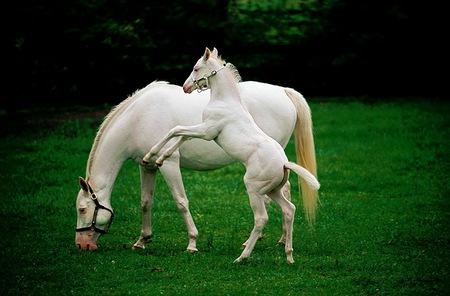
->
[[77, 244, 82, 249]]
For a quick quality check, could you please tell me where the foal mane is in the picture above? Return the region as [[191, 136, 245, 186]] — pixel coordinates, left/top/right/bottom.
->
[[86, 81, 169, 177], [214, 53, 242, 83], [225, 63, 242, 83]]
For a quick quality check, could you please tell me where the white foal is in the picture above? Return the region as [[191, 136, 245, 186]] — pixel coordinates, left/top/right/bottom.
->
[[143, 48, 320, 263]]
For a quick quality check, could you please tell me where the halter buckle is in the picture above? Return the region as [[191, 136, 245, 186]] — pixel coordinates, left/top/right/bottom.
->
[[192, 65, 226, 93]]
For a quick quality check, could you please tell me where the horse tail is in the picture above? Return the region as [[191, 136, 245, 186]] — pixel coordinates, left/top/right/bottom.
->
[[284, 88, 319, 225]]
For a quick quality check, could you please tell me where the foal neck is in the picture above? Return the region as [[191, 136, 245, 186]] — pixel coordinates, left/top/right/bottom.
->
[[208, 62, 241, 103]]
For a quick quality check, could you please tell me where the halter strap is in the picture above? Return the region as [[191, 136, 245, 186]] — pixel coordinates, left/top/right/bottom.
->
[[193, 64, 226, 93], [76, 183, 114, 235]]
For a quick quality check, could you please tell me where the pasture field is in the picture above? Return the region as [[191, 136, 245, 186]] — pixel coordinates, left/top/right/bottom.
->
[[0, 99, 448, 295]]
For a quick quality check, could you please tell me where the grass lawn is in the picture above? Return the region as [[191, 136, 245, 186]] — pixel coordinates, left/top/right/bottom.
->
[[0, 99, 448, 295]]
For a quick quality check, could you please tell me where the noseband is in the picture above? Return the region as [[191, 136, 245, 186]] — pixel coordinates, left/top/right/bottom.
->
[[193, 64, 226, 93], [75, 183, 114, 235]]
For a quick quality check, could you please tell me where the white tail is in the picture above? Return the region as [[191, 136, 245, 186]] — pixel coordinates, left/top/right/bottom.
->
[[285, 88, 319, 225], [284, 162, 320, 190]]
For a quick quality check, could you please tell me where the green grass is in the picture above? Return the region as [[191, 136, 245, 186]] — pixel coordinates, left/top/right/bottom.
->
[[0, 100, 449, 295]]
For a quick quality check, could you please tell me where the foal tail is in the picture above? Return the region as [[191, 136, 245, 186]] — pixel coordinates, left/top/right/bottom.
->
[[284, 162, 320, 191], [284, 88, 319, 226]]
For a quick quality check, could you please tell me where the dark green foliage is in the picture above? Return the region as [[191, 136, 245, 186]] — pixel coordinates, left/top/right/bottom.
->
[[8, 1, 444, 109]]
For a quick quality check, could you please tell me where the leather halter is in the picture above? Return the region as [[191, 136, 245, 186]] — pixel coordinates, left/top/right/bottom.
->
[[75, 183, 114, 235]]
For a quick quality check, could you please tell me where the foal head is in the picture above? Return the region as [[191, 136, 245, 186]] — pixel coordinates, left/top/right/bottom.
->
[[183, 47, 225, 93]]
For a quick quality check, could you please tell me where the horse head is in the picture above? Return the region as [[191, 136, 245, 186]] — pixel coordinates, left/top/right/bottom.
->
[[75, 177, 114, 250]]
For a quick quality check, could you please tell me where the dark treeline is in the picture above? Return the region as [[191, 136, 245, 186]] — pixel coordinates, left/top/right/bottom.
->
[[8, 0, 444, 109]]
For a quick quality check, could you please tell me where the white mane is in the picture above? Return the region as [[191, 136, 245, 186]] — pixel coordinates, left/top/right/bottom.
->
[[225, 63, 242, 83], [86, 81, 169, 177]]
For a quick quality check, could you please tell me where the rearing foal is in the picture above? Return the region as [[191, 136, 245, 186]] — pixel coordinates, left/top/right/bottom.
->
[[143, 48, 320, 263]]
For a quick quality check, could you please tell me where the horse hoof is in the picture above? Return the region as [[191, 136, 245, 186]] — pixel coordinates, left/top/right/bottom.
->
[[142, 160, 149, 165], [132, 244, 145, 250], [155, 162, 163, 167], [186, 248, 198, 253]]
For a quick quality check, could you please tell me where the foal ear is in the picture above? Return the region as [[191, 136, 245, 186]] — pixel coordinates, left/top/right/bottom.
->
[[79, 177, 89, 192], [203, 47, 211, 61], [212, 47, 219, 57]]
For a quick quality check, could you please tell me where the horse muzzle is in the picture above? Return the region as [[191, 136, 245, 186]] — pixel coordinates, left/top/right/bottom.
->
[[75, 230, 100, 251]]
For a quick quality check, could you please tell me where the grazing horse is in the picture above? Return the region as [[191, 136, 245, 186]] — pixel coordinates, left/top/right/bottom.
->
[[142, 48, 319, 263], [75, 59, 318, 254]]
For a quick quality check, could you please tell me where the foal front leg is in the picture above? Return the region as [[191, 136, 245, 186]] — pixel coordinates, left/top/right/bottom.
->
[[154, 136, 190, 166], [142, 131, 179, 165], [142, 123, 211, 165]]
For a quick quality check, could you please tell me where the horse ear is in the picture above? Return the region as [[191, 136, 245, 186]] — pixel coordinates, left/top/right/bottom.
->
[[203, 47, 211, 61], [79, 177, 89, 192], [212, 47, 219, 57]]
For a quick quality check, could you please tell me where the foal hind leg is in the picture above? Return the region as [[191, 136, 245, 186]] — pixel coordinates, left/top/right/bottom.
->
[[268, 188, 296, 263], [277, 181, 291, 246], [240, 193, 274, 249], [234, 190, 268, 263], [242, 182, 291, 248]]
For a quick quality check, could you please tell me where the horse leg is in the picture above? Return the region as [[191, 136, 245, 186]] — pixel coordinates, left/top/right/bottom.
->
[[159, 157, 199, 252], [267, 188, 296, 264], [234, 189, 268, 263], [133, 166, 157, 250]]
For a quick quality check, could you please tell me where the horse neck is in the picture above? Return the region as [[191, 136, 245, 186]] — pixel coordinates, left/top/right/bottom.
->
[[86, 121, 130, 201]]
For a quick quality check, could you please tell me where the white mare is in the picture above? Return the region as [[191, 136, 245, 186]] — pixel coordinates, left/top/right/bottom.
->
[[143, 48, 320, 263], [75, 59, 318, 254]]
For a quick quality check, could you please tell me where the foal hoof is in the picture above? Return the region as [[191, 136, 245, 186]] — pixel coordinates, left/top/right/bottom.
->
[[233, 256, 248, 263]]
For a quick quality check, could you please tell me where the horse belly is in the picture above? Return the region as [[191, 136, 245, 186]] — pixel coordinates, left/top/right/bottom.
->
[[179, 139, 235, 171]]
